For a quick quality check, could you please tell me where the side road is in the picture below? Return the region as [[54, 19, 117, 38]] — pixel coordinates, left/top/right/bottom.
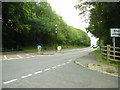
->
[[74, 54, 119, 77], [0, 48, 90, 61]]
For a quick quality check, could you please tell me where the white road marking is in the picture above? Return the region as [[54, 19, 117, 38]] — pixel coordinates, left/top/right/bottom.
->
[[0, 59, 2, 61], [51, 66, 56, 69], [34, 71, 42, 74], [69, 59, 72, 62], [31, 56, 35, 57], [3, 79, 18, 84], [26, 57, 30, 58], [44, 68, 51, 71], [4, 55, 7, 60], [57, 65, 61, 67], [7, 58, 19, 60], [67, 61, 70, 64], [26, 54, 29, 55], [17, 55, 23, 58], [62, 63, 66, 65], [21, 74, 32, 78]]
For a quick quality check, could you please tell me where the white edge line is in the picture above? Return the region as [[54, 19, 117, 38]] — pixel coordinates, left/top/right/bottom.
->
[[34, 71, 42, 74], [21, 74, 32, 78], [3, 79, 18, 84]]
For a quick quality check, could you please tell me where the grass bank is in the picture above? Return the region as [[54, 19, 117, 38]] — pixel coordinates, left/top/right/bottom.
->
[[89, 48, 120, 68], [2, 45, 87, 54]]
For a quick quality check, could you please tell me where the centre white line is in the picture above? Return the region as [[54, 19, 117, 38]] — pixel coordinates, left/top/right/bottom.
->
[[51, 66, 56, 69], [67, 61, 70, 64], [69, 59, 72, 62], [34, 70, 42, 74], [17, 55, 23, 58], [62, 63, 66, 65], [21, 74, 32, 78], [3, 79, 18, 84], [44, 68, 51, 71], [57, 65, 61, 67], [4, 55, 7, 60]]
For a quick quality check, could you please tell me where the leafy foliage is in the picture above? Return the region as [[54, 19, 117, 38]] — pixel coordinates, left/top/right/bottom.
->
[[2, 2, 90, 49], [76, 2, 120, 46]]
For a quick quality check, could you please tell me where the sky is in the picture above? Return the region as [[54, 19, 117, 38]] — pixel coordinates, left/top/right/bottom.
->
[[47, 0, 98, 46]]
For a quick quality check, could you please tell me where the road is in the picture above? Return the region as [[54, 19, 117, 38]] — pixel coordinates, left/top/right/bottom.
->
[[2, 47, 118, 88]]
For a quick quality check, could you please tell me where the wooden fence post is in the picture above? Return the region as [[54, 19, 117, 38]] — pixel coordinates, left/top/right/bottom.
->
[[107, 45, 110, 61]]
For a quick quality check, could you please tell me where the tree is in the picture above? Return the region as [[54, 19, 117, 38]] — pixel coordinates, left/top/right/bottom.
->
[[75, 2, 120, 47]]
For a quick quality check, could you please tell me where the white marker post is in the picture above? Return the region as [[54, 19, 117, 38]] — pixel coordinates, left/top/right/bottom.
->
[[37, 45, 42, 54], [110, 28, 120, 59], [57, 46, 62, 53]]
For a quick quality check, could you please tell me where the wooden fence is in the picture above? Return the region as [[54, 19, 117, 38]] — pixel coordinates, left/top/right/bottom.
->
[[0, 48, 22, 52], [101, 45, 120, 62]]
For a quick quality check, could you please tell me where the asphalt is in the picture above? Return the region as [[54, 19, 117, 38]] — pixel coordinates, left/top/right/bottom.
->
[[75, 54, 107, 66], [74, 53, 120, 77], [1, 48, 119, 88]]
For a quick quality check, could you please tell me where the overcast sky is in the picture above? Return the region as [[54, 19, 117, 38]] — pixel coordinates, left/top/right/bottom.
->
[[47, 0, 98, 46]]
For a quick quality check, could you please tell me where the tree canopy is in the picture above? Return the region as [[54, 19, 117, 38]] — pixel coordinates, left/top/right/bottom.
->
[[75, 2, 120, 47], [2, 2, 90, 49]]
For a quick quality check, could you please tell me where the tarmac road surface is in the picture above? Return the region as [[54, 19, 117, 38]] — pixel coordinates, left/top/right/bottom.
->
[[2, 47, 118, 88]]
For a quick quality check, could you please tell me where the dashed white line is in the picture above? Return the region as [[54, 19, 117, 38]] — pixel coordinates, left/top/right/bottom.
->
[[31, 56, 35, 57], [52, 66, 57, 69], [21, 74, 32, 78], [34, 70, 42, 74], [44, 68, 51, 71], [69, 59, 72, 62], [4, 55, 7, 60], [3, 62, 68, 85], [26, 54, 30, 55], [62, 63, 66, 65], [57, 65, 61, 67], [3, 79, 18, 84], [67, 61, 70, 64], [17, 55, 23, 58]]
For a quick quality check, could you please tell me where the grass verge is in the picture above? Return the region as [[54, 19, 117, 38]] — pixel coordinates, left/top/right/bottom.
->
[[2, 45, 87, 54], [90, 48, 120, 68]]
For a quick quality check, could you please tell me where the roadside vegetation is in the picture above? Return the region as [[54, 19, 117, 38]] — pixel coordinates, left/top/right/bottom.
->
[[75, 2, 120, 47], [2, 45, 86, 54], [89, 48, 120, 68], [2, 2, 90, 53], [76, 2, 120, 67]]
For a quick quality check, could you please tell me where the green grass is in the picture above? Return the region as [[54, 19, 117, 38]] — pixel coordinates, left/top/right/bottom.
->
[[90, 48, 120, 68], [89, 48, 100, 54], [2, 45, 87, 54]]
